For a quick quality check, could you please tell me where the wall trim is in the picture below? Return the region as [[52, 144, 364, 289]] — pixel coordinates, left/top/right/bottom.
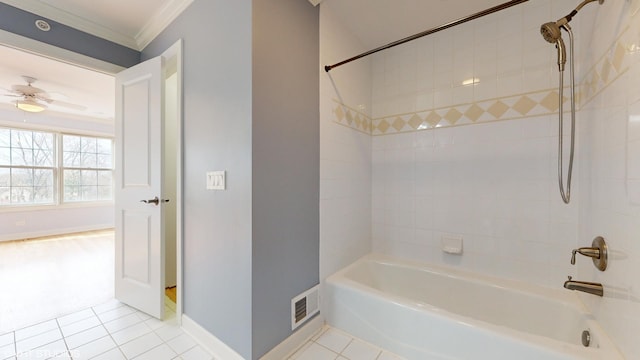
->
[[181, 315, 244, 360], [260, 315, 324, 360], [135, 0, 194, 50], [0, 29, 125, 75], [0, 0, 193, 51], [0, 224, 113, 242], [0, 0, 138, 50]]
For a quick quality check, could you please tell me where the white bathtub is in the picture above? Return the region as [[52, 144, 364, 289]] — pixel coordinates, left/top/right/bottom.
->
[[325, 255, 622, 360]]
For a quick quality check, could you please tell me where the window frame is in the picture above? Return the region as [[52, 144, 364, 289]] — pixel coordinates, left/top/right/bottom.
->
[[60, 133, 114, 204], [0, 125, 114, 209], [0, 127, 57, 207]]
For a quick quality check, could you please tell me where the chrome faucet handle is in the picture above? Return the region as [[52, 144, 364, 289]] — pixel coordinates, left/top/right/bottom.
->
[[571, 250, 578, 265]]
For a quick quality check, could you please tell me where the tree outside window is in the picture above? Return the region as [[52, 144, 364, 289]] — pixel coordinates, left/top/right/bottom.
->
[[0, 127, 113, 207], [63, 135, 113, 202], [0, 128, 55, 205]]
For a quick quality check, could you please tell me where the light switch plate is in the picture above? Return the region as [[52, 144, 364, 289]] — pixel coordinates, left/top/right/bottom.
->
[[206, 171, 226, 190]]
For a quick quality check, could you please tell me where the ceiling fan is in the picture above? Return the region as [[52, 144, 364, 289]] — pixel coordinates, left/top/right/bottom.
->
[[1, 76, 87, 113]]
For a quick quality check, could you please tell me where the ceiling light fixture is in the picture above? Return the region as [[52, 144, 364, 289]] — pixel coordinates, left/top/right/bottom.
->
[[35, 19, 51, 32], [16, 99, 46, 113]]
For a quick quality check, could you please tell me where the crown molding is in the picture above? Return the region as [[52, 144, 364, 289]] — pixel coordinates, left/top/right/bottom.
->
[[135, 0, 194, 50], [0, 29, 125, 75], [0, 0, 140, 50], [0, 0, 193, 51]]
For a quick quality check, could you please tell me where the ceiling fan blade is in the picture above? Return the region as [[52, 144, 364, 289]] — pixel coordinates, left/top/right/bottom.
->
[[0, 93, 22, 98], [12, 84, 47, 95], [49, 99, 87, 111]]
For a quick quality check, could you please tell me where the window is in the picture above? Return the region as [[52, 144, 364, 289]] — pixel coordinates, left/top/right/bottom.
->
[[62, 135, 113, 202], [0, 128, 55, 205], [0, 126, 113, 207]]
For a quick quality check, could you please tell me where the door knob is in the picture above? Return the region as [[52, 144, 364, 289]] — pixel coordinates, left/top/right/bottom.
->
[[140, 196, 170, 205]]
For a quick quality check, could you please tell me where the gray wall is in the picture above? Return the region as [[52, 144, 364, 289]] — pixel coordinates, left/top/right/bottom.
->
[[0, 3, 140, 68], [142, 0, 254, 358], [251, 0, 319, 358]]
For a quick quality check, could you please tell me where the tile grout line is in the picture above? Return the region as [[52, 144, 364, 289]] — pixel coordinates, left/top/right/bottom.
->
[[12, 331, 16, 360], [89, 305, 127, 360], [54, 318, 72, 360]]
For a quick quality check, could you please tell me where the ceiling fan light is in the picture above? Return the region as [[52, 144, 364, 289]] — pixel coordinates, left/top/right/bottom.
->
[[16, 99, 46, 113]]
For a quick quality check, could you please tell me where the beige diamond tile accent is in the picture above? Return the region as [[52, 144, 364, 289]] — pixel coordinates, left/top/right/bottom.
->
[[408, 114, 425, 130], [540, 91, 560, 112], [444, 108, 463, 124], [601, 59, 612, 83], [392, 117, 406, 131], [487, 100, 509, 119], [334, 106, 344, 122], [589, 71, 600, 94], [377, 119, 390, 134], [425, 111, 442, 127], [513, 95, 537, 116], [464, 104, 484, 122], [612, 42, 626, 72], [345, 110, 354, 125], [354, 114, 362, 129]]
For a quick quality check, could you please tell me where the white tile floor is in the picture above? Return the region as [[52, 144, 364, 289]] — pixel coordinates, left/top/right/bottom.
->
[[1, 299, 404, 360], [289, 327, 404, 360], [0, 298, 213, 360]]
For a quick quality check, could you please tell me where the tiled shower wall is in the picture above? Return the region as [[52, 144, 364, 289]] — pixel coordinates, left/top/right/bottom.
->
[[368, 0, 594, 287], [319, 2, 372, 292], [577, 0, 640, 358]]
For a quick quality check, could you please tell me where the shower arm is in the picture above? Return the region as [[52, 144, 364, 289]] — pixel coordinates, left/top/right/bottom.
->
[[575, 0, 605, 12]]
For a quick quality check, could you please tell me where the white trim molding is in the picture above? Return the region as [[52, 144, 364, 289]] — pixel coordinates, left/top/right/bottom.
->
[[0, 0, 193, 51], [181, 315, 245, 360], [0, 29, 125, 75], [135, 0, 194, 50], [260, 315, 324, 360], [181, 313, 324, 360], [0, 0, 139, 50]]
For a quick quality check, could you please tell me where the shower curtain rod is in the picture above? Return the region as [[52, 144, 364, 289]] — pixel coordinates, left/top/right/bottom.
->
[[324, 0, 529, 72]]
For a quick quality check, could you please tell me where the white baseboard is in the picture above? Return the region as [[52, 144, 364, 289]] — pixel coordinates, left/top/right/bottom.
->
[[0, 224, 114, 242], [260, 315, 324, 360], [181, 314, 324, 360], [181, 315, 245, 360]]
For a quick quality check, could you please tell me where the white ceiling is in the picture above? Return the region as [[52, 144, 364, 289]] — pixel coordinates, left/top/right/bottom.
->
[[322, 0, 508, 49], [0, 44, 115, 120]]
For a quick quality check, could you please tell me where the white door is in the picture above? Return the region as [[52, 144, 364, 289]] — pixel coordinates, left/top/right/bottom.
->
[[114, 56, 165, 319]]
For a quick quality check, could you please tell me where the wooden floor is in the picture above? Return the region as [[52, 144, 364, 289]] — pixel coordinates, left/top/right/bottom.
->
[[165, 286, 177, 303], [0, 230, 115, 334]]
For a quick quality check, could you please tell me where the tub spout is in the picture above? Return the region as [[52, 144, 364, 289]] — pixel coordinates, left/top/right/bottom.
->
[[563, 276, 603, 297]]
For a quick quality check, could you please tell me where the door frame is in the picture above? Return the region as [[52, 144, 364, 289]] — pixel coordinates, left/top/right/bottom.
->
[[162, 40, 184, 322], [0, 35, 184, 322]]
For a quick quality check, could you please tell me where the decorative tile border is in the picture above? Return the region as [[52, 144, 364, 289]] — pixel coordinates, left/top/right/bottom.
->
[[580, 25, 632, 107], [371, 89, 568, 135], [331, 102, 372, 134], [330, 21, 635, 136]]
